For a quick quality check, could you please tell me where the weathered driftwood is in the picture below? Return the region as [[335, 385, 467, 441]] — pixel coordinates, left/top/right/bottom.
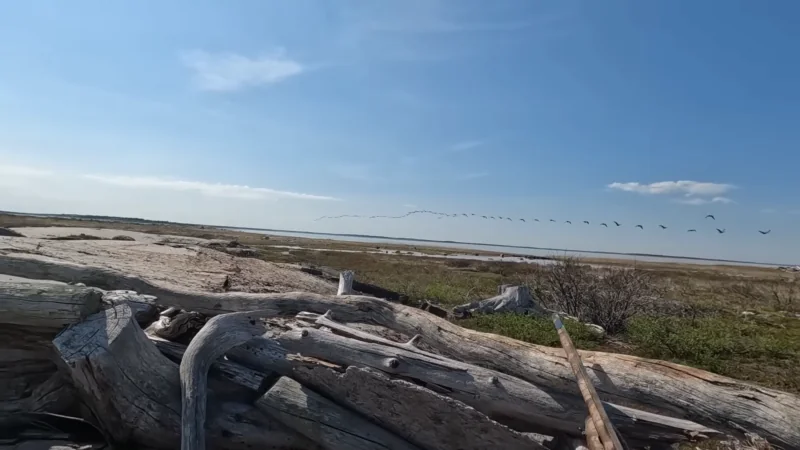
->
[[235, 326, 719, 444], [452, 285, 550, 318], [2, 256, 799, 447], [102, 290, 158, 326], [257, 376, 421, 450], [52, 304, 317, 450], [0, 282, 103, 328], [179, 311, 269, 450], [300, 266, 408, 303], [151, 333, 546, 450], [290, 365, 549, 450], [147, 310, 206, 343], [337, 270, 354, 295]]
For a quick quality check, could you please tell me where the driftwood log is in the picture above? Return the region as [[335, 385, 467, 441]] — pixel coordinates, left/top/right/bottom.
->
[[2, 255, 800, 447], [256, 377, 421, 450], [51, 304, 318, 450], [222, 320, 718, 444]]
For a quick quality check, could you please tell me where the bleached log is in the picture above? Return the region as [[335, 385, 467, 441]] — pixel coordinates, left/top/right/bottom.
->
[[257, 376, 421, 450], [51, 304, 317, 450], [290, 365, 548, 450], [0, 282, 102, 328], [102, 290, 158, 326], [452, 285, 551, 317], [337, 270, 354, 295], [2, 255, 799, 447]]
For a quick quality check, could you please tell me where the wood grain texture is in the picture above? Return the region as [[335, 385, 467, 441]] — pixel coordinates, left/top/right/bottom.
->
[[52, 304, 318, 450], [257, 376, 421, 450], [290, 365, 548, 450], [2, 254, 799, 447], [0, 282, 102, 328]]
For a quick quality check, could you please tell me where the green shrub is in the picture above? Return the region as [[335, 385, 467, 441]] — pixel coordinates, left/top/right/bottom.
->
[[458, 313, 603, 350], [627, 316, 795, 374]]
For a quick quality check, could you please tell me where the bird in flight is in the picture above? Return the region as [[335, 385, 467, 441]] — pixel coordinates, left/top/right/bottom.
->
[[506, 217, 512, 221], [716, 228, 726, 234], [759, 230, 771, 235], [462, 213, 469, 217], [601, 223, 608, 227], [498, 216, 505, 220], [470, 213, 476, 216], [519, 218, 526, 222], [659, 225, 667, 229], [565, 220, 572, 224], [705, 214, 715, 220], [687, 229, 697, 232], [490, 216, 495, 219], [534, 219, 540, 222], [583, 220, 590, 225], [481, 215, 487, 219], [549, 219, 556, 222], [613, 221, 621, 226], [635, 224, 644, 229]]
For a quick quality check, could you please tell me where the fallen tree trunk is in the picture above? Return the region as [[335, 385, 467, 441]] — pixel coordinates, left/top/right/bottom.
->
[[0, 282, 103, 329], [225, 325, 718, 444], [2, 255, 799, 447], [51, 304, 318, 450], [257, 376, 421, 450]]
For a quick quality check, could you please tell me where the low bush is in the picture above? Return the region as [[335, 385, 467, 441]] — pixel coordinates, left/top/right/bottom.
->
[[527, 258, 662, 334], [458, 313, 603, 349]]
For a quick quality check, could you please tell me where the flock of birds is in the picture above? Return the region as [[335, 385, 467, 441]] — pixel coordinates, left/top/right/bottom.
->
[[315, 210, 773, 235]]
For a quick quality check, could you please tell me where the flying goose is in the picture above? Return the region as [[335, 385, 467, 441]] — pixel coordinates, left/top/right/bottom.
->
[[705, 214, 715, 220], [550, 219, 556, 222], [583, 220, 590, 224], [716, 228, 726, 234], [565, 220, 572, 224], [759, 229, 771, 235], [519, 218, 526, 222], [614, 221, 621, 226], [659, 225, 667, 229], [601, 223, 608, 227], [687, 229, 697, 232], [635, 224, 644, 229]]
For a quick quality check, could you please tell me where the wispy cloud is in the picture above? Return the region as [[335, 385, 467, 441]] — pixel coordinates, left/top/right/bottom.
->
[[82, 175, 337, 201], [403, 203, 417, 208], [608, 180, 734, 197], [0, 164, 54, 177], [450, 140, 484, 152], [674, 197, 734, 206], [181, 49, 304, 92]]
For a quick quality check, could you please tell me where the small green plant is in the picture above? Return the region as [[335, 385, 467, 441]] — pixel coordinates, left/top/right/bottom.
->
[[458, 313, 603, 350]]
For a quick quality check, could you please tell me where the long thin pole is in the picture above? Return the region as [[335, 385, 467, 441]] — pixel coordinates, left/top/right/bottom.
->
[[553, 315, 625, 450]]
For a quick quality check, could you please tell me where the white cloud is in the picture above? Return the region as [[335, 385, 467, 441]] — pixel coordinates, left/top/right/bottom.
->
[[82, 175, 337, 201], [0, 164, 54, 177], [675, 197, 734, 206], [181, 49, 304, 92], [608, 180, 734, 197], [450, 140, 484, 152]]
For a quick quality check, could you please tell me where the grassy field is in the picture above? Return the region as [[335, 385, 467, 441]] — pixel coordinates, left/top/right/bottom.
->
[[2, 213, 798, 394]]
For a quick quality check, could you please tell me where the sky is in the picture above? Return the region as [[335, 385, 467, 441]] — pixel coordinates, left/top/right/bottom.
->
[[1, 0, 799, 264]]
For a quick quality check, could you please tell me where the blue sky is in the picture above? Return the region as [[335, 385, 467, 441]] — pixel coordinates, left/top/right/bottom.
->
[[1, 0, 799, 264]]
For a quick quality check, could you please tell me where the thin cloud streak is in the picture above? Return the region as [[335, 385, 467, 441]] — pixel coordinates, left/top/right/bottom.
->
[[674, 197, 734, 206], [608, 180, 734, 197], [0, 164, 54, 177], [82, 174, 338, 201], [181, 49, 304, 92], [450, 140, 484, 152]]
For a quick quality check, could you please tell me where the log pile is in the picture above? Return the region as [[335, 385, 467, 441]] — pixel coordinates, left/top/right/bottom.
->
[[2, 261, 800, 449]]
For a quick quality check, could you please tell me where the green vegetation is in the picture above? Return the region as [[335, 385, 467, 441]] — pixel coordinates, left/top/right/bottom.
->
[[458, 313, 603, 349]]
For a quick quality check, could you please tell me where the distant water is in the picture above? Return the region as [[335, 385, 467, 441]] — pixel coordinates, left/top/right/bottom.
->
[[226, 227, 783, 268]]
